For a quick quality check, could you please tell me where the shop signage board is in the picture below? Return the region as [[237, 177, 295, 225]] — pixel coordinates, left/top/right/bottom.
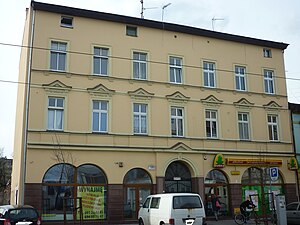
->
[[213, 153, 225, 168], [227, 158, 282, 166]]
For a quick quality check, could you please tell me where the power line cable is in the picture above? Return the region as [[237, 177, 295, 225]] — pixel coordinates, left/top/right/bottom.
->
[[1, 41, 300, 82]]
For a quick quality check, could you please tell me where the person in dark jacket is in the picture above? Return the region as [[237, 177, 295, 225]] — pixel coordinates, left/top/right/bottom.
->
[[211, 194, 221, 221], [240, 199, 255, 220]]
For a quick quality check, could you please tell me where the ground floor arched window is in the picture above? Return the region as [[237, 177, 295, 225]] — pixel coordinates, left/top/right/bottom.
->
[[204, 169, 229, 217], [42, 163, 107, 221], [241, 167, 284, 215], [164, 161, 192, 193], [123, 168, 152, 220]]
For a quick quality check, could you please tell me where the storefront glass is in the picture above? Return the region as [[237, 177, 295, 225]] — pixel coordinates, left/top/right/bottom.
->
[[42, 163, 107, 221]]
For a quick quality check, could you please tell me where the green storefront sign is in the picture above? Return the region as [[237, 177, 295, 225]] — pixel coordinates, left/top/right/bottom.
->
[[77, 186, 105, 220]]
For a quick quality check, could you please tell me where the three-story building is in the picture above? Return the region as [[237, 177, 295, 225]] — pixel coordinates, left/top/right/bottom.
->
[[12, 1, 297, 224]]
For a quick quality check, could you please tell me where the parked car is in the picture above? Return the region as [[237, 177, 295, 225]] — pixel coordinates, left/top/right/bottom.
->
[[286, 202, 300, 225], [0, 205, 41, 225], [138, 193, 206, 225]]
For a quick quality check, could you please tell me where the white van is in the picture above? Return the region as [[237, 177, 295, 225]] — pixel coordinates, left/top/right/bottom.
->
[[138, 193, 206, 225]]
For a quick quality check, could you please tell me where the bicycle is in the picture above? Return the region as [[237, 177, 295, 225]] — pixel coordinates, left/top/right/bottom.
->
[[234, 207, 260, 225]]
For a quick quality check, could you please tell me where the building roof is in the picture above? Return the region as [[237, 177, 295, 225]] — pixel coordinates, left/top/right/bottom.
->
[[31, 1, 288, 50]]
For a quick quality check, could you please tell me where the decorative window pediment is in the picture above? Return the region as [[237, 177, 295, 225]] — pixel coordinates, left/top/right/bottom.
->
[[43, 80, 72, 94], [201, 95, 222, 107], [264, 101, 282, 111], [166, 91, 190, 103], [128, 88, 154, 100], [170, 142, 192, 152], [234, 98, 254, 109], [87, 84, 115, 97]]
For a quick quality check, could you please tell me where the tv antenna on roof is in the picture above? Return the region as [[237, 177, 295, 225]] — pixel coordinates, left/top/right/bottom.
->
[[212, 17, 224, 31], [140, 0, 158, 19], [162, 3, 172, 22]]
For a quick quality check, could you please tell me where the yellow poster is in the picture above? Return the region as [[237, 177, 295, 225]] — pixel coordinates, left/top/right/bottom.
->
[[77, 186, 105, 220]]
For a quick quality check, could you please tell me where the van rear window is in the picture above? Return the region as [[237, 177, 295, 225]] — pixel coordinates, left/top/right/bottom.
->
[[173, 196, 202, 209]]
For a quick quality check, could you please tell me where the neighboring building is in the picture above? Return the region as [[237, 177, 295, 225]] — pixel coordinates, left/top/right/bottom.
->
[[12, 1, 297, 224], [289, 103, 300, 192], [0, 158, 12, 204]]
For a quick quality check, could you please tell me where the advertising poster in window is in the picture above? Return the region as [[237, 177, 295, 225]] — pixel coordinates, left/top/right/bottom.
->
[[242, 186, 261, 212], [77, 186, 105, 220]]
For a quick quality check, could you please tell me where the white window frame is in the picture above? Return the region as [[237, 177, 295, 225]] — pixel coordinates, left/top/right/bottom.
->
[[133, 52, 147, 80], [92, 100, 108, 133], [60, 16, 73, 28], [203, 61, 216, 88], [50, 41, 67, 72], [205, 109, 218, 138], [263, 48, 272, 58], [264, 69, 275, 94], [93, 47, 109, 76], [133, 103, 148, 134], [169, 56, 183, 84], [235, 66, 247, 91], [238, 112, 250, 140], [171, 107, 184, 137], [268, 114, 279, 141], [47, 97, 64, 131]]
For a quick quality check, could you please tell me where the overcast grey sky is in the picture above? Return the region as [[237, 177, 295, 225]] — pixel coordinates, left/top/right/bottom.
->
[[1, 0, 300, 158]]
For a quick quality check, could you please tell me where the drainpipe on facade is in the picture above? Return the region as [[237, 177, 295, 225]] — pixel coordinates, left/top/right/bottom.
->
[[20, 6, 35, 205]]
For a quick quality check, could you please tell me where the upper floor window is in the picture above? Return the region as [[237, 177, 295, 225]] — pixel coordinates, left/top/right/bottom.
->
[[60, 16, 73, 28], [238, 113, 250, 140], [235, 66, 246, 91], [203, 61, 216, 88], [263, 48, 272, 58], [133, 103, 148, 134], [126, 26, 137, 37], [133, 52, 147, 80], [171, 107, 184, 137], [93, 47, 109, 76], [264, 69, 275, 94], [50, 41, 67, 71], [169, 56, 182, 84], [268, 115, 279, 141], [92, 100, 108, 133], [205, 110, 218, 138], [47, 97, 64, 131]]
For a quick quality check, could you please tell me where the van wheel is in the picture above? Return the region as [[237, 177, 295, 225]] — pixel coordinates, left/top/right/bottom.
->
[[160, 222, 165, 225], [138, 219, 144, 225]]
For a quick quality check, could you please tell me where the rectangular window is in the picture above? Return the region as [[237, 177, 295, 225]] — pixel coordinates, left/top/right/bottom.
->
[[50, 41, 67, 71], [264, 69, 275, 94], [93, 47, 109, 76], [171, 107, 184, 137], [133, 52, 147, 80], [238, 113, 250, 140], [205, 110, 217, 138], [133, 103, 147, 134], [150, 197, 160, 209], [235, 66, 246, 91], [126, 26, 137, 36], [169, 56, 182, 84], [60, 16, 73, 28], [48, 97, 64, 130], [203, 61, 216, 87], [263, 48, 272, 58], [92, 100, 108, 132], [268, 115, 279, 141]]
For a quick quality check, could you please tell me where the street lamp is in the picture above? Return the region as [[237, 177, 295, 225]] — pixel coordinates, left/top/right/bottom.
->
[[162, 3, 171, 22]]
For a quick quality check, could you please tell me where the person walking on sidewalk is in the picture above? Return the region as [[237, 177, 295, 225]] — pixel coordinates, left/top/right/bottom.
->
[[211, 194, 221, 221]]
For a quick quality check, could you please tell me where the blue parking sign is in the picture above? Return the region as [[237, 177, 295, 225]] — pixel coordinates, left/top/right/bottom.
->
[[270, 167, 278, 181]]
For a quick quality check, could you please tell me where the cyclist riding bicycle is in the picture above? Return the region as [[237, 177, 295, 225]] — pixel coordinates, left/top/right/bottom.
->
[[240, 199, 256, 220]]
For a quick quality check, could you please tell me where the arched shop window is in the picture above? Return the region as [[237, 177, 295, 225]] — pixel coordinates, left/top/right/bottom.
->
[[42, 163, 107, 221], [204, 169, 229, 217], [241, 167, 284, 215], [165, 161, 192, 193], [123, 168, 152, 219]]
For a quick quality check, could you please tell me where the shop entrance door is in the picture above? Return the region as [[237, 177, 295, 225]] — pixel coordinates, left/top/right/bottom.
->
[[124, 186, 151, 219]]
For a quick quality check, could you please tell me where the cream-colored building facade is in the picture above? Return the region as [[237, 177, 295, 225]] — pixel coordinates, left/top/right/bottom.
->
[[12, 1, 297, 224]]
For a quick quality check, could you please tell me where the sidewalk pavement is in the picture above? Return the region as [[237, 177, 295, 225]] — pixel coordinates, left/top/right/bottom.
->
[[207, 219, 236, 225]]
